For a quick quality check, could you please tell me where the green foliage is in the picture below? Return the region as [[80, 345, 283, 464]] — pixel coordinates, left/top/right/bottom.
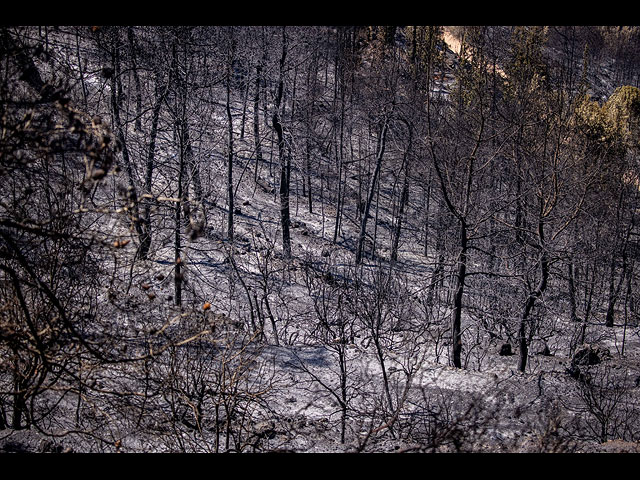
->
[[574, 86, 640, 150], [405, 26, 444, 82], [574, 93, 613, 143], [603, 85, 640, 145], [450, 27, 493, 112], [504, 26, 550, 100]]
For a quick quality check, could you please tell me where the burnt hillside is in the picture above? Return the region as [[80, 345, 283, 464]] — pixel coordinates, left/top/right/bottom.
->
[[2, 26, 640, 453]]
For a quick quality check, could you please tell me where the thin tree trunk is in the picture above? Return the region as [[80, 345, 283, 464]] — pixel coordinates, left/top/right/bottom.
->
[[11, 367, 27, 429], [356, 118, 388, 265], [262, 293, 280, 346], [606, 199, 634, 327], [423, 169, 432, 258], [333, 32, 345, 244], [305, 134, 313, 214], [127, 27, 143, 132], [451, 221, 468, 369], [226, 31, 236, 241], [605, 255, 618, 328], [140, 69, 172, 259], [333, 140, 344, 243], [110, 42, 145, 249], [75, 29, 89, 110], [304, 49, 318, 214], [240, 68, 250, 140], [391, 126, 412, 263], [427, 114, 482, 368], [518, 219, 549, 373], [175, 126, 185, 308], [568, 262, 578, 322], [273, 27, 291, 259], [253, 64, 263, 183]]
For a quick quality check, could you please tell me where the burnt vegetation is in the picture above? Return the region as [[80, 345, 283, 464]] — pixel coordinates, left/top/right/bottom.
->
[[2, 25, 640, 453]]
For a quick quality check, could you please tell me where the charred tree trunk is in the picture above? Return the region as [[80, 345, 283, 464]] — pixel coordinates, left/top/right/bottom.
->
[[140, 69, 172, 259], [451, 221, 468, 369], [606, 194, 634, 327], [110, 42, 145, 252], [253, 63, 263, 183], [226, 31, 236, 242], [568, 261, 579, 323], [273, 27, 291, 259], [518, 219, 549, 373], [356, 118, 388, 265], [174, 127, 185, 308], [391, 124, 412, 263], [127, 27, 143, 132]]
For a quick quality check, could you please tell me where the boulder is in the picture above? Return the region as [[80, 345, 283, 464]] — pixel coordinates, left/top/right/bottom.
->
[[254, 420, 276, 439], [499, 343, 513, 356], [566, 364, 592, 383], [571, 344, 610, 367], [536, 344, 551, 356]]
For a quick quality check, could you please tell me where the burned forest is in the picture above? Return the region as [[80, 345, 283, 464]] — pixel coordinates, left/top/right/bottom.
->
[[3, 25, 640, 453]]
